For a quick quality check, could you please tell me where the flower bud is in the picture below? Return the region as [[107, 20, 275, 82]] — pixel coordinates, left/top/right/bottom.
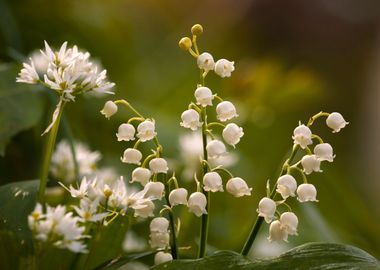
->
[[203, 172, 223, 192], [188, 192, 207, 217], [179, 37, 192, 51], [137, 119, 156, 142], [134, 200, 155, 218], [226, 177, 252, 197], [154, 251, 173, 265], [301, 155, 322, 175], [314, 143, 335, 162], [149, 158, 169, 174], [297, 183, 318, 202], [292, 124, 312, 149], [180, 109, 202, 131], [149, 232, 170, 249], [144, 182, 165, 200], [206, 140, 227, 159], [268, 220, 288, 242], [191, 24, 203, 35], [214, 59, 235, 78], [276, 174, 297, 199], [169, 188, 188, 206], [121, 148, 142, 165], [150, 217, 169, 233], [326, 112, 348, 133], [100, 101, 118, 119], [194, 86, 214, 107], [280, 212, 298, 235], [257, 197, 276, 223], [131, 167, 151, 186], [197, 52, 215, 71], [222, 123, 244, 147], [216, 101, 238, 122], [116, 123, 135, 141]]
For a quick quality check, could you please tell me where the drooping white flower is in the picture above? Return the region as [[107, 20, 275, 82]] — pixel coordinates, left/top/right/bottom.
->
[[150, 217, 169, 233], [214, 59, 235, 78], [188, 192, 207, 217], [194, 86, 214, 107], [326, 112, 348, 133], [116, 123, 136, 141], [154, 251, 173, 265], [134, 200, 155, 218], [121, 148, 142, 165], [169, 188, 188, 206], [180, 109, 202, 131], [203, 172, 224, 192], [257, 197, 276, 223], [16, 59, 39, 84], [131, 167, 152, 186], [149, 158, 169, 174], [226, 177, 252, 197], [297, 183, 318, 202], [137, 120, 157, 142], [144, 182, 165, 200], [197, 52, 215, 71], [314, 143, 335, 162], [206, 140, 227, 159], [101, 101, 118, 119], [280, 212, 298, 236], [268, 220, 288, 242], [149, 232, 170, 249], [276, 175, 297, 199], [216, 101, 238, 122], [292, 124, 312, 149], [301, 155, 322, 175], [222, 123, 244, 147]]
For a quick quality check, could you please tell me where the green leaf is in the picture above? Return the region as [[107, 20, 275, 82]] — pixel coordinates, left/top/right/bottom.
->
[[0, 64, 43, 156], [94, 251, 155, 270], [152, 243, 380, 270]]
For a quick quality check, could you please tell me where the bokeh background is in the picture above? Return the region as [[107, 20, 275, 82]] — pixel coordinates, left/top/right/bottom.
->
[[1, 0, 380, 260]]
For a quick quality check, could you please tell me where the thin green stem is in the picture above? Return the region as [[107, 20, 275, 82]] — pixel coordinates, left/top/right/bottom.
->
[[164, 179, 178, 259], [114, 99, 144, 118]]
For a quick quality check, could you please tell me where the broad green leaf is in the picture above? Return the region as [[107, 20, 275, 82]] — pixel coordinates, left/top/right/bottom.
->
[[0, 64, 43, 156], [152, 243, 380, 270], [94, 251, 154, 270]]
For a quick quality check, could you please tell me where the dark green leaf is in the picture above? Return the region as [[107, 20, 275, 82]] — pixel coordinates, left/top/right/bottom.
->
[[94, 251, 154, 270]]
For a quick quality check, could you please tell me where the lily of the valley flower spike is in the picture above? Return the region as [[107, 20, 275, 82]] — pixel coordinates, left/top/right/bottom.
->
[[301, 155, 322, 175], [214, 59, 235, 78], [197, 52, 215, 71], [131, 167, 152, 186], [314, 143, 335, 162], [203, 172, 224, 192], [292, 124, 313, 149], [149, 158, 169, 174], [101, 101, 118, 119], [137, 119, 157, 142], [121, 148, 143, 165], [206, 140, 227, 159], [280, 212, 299, 236]]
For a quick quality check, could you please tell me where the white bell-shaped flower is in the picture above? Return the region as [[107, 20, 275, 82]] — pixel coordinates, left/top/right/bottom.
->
[[214, 59, 235, 78], [116, 123, 135, 141], [149, 158, 169, 174], [121, 148, 142, 165], [301, 155, 322, 175], [203, 172, 224, 192], [149, 231, 170, 249], [169, 188, 188, 206], [194, 86, 214, 107], [188, 192, 207, 217], [222, 123, 244, 147], [206, 140, 227, 159], [150, 217, 169, 233], [257, 197, 276, 223], [326, 112, 348, 133], [134, 200, 155, 218], [154, 251, 173, 265], [226, 177, 252, 197], [131, 167, 151, 186], [216, 101, 238, 122], [292, 124, 312, 149], [314, 143, 335, 162], [297, 183, 318, 202], [144, 182, 165, 200], [180, 109, 202, 131], [137, 119, 157, 142], [268, 220, 288, 242], [100, 101, 118, 119], [197, 52, 215, 71], [276, 175, 297, 199], [280, 212, 298, 235]]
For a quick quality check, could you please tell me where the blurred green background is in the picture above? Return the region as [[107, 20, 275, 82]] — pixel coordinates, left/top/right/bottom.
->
[[1, 0, 380, 260]]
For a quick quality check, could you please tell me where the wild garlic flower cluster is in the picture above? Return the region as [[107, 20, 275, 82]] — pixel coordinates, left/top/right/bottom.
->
[[257, 112, 348, 242]]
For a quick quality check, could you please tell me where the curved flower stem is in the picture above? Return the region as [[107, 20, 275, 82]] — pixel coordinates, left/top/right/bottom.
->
[[38, 100, 66, 204]]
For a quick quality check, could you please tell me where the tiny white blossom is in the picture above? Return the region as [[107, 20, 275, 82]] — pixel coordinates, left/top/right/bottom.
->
[[154, 251, 173, 265], [66, 177, 90, 199], [257, 197, 276, 223], [134, 200, 155, 218], [314, 143, 335, 162], [203, 172, 224, 192], [222, 123, 244, 147], [144, 182, 165, 200], [149, 232, 170, 249], [150, 217, 169, 233], [226, 177, 252, 197], [116, 123, 136, 141], [268, 220, 288, 242], [149, 158, 169, 174], [301, 155, 322, 175], [137, 120, 157, 142], [74, 198, 108, 222], [206, 140, 227, 159], [169, 188, 188, 206], [194, 86, 214, 107], [188, 192, 207, 217], [297, 183, 318, 202], [180, 109, 202, 131], [131, 167, 152, 186], [197, 52, 215, 71], [101, 101, 118, 119], [121, 148, 142, 165], [280, 212, 298, 236], [276, 175, 297, 199], [216, 101, 238, 122], [16, 59, 39, 84], [326, 112, 348, 133], [214, 59, 235, 78], [292, 124, 312, 149]]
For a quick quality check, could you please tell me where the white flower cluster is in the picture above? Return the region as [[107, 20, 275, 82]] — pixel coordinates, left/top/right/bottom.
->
[[257, 112, 348, 242]]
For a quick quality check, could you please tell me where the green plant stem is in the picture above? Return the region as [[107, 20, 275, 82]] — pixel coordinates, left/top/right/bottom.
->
[[164, 181, 178, 259], [38, 101, 66, 204]]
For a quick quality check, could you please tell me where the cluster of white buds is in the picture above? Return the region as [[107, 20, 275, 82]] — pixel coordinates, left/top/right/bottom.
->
[[149, 217, 173, 265]]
